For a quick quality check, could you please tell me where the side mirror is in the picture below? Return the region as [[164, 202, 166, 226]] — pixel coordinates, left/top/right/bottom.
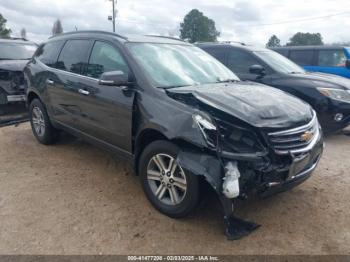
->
[[249, 64, 266, 76], [346, 59, 350, 69], [98, 71, 132, 86]]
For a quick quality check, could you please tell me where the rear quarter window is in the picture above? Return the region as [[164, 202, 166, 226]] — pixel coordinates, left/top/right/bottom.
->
[[317, 49, 347, 67], [35, 40, 65, 67], [289, 50, 315, 66]]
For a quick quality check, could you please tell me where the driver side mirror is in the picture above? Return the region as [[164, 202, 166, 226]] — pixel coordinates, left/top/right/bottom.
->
[[345, 59, 350, 69], [249, 64, 266, 76], [98, 71, 133, 86]]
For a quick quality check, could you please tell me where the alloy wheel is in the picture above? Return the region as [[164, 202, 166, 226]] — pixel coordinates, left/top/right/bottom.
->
[[32, 106, 45, 137], [146, 153, 187, 206]]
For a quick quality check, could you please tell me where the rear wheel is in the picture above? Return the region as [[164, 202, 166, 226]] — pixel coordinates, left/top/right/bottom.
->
[[29, 99, 59, 144], [139, 140, 200, 218]]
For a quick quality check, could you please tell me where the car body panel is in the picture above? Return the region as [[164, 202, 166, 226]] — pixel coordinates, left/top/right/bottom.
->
[[199, 43, 350, 133]]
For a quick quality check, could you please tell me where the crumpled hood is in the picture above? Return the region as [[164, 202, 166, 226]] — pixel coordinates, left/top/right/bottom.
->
[[167, 82, 313, 128], [0, 60, 28, 71], [289, 72, 350, 90]]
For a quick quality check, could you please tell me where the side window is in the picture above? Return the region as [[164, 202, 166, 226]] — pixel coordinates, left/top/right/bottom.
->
[[318, 49, 346, 67], [226, 50, 261, 74], [203, 48, 226, 64], [274, 49, 289, 57], [35, 40, 65, 67], [289, 50, 314, 66], [86, 41, 129, 79], [56, 40, 93, 75]]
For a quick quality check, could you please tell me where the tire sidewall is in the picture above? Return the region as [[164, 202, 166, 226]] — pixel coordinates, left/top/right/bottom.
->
[[29, 99, 56, 144], [139, 140, 199, 218]]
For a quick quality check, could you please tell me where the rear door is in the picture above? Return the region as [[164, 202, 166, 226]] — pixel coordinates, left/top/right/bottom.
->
[[314, 48, 350, 78], [72, 40, 135, 152], [47, 39, 94, 129]]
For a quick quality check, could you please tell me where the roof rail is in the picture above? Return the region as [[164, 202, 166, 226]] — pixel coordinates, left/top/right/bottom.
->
[[0, 37, 28, 41], [145, 35, 187, 43], [49, 30, 128, 40], [195, 41, 246, 46]]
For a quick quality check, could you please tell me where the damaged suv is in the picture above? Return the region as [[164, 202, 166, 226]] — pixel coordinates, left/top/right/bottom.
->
[[0, 38, 37, 106], [24, 31, 324, 240]]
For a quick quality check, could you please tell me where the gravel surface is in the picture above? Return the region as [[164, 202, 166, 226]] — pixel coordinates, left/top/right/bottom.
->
[[0, 123, 349, 255]]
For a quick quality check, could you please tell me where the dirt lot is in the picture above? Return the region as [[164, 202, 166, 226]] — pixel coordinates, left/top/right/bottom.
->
[[0, 123, 349, 255]]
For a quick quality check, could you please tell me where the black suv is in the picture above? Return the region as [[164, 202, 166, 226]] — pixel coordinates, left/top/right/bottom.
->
[[0, 38, 37, 107], [198, 42, 350, 133], [24, 31, 323, 240]]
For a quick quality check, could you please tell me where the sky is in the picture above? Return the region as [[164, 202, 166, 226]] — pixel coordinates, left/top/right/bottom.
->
[[1, 0, 350, 46]]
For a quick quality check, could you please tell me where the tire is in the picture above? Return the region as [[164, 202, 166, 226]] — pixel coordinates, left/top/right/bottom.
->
[[29, 98, 59, 145], [139, 140, 200, 218]]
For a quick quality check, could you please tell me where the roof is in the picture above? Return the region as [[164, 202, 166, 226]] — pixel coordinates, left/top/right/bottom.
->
[[196, 41, 268, 52], [49, 30, 190, 45], [272, 45, 350, 50]]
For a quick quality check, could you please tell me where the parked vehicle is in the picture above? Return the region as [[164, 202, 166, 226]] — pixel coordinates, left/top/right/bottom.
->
[[271, 46, 350, 79], [24, 31, 323, 240], [198, 42, 350, 133], [0, 38, 37, 107]]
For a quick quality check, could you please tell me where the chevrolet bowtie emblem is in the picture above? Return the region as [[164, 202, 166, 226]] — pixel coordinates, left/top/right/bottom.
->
[[300, 131, 313, 142]]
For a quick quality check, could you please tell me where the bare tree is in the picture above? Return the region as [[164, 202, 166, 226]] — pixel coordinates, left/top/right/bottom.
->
[[52, 19, 63, 36], [20, 28, 26, 39]]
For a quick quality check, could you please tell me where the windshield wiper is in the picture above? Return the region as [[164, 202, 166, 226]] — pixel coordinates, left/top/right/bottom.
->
[[158, 84, 193, 89], [216, 79, 239, 83]]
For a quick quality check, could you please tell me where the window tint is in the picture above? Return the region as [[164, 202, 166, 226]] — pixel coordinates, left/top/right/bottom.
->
[[318, 49, 346, 67], [289, 50, 314, 66], [226, 50, 261, 74], [203, 48, 226, 63], [273, 49, 289, 57], [56, 40, 93, 74], [36, 41, 64, 67], [86, 41, 129, 79]]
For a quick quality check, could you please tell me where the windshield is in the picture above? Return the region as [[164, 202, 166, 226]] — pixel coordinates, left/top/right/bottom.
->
[[254, 50, 305, 74], [0, 43, 37, 60], [126, 43, 239, 88]]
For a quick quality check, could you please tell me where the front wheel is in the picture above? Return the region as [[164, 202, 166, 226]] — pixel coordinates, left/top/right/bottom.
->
[[139, 140, 200, 218]]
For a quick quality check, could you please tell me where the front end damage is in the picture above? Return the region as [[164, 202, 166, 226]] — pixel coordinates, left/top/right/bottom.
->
[[164, 90, 324, 240]]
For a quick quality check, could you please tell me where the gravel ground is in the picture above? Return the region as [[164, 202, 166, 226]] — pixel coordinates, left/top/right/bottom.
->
[[0, 123, 349, 255]]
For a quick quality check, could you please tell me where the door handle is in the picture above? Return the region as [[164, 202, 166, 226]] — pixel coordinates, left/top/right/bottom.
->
[[78, 89, 90, 95], [46, 79, 54, 85]]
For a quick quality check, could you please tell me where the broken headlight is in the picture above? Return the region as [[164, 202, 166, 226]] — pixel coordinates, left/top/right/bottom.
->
[[216, 119, 265, 154], [193, 113, 218, 148]]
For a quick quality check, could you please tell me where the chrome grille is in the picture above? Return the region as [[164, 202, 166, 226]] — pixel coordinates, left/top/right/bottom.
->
[[267, 113, 320, 155]]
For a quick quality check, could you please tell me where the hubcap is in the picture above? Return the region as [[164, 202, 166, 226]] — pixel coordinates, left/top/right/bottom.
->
[[32, 106, 45, 137], [146, 153, 187, 206]]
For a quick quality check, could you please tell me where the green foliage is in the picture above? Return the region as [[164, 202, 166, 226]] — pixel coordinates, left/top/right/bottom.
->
[[266, 35, 281, 47], [180, 9, 220, 43], [287, 32, 324, 46], [52, 19, 63, 36], [0, 14, 11, 38]]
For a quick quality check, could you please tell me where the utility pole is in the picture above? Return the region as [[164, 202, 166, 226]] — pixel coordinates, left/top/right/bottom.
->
[[108, 0, 117, 32]]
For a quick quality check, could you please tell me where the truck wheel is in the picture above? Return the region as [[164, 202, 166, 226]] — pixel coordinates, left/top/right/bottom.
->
[[139, 140, 200, 218], [29, 98, 59, 145]]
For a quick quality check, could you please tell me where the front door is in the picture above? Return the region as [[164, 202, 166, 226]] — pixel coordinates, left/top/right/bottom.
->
[[72, 40, 135, 152]]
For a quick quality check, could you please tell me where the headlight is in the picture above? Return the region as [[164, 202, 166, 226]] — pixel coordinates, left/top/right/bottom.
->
[[218, 120, 265, 154], [317, 87, 350, 103], [193, 113, 217, 148]]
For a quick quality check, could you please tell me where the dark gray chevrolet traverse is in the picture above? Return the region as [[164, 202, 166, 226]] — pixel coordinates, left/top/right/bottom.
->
[[24, 31, 323, 240]]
